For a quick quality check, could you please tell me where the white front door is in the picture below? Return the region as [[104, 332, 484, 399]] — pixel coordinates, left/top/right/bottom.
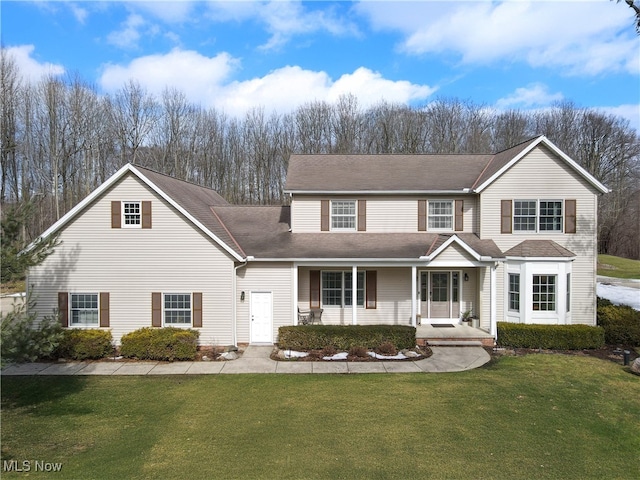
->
[[250, 292, 273, 344]]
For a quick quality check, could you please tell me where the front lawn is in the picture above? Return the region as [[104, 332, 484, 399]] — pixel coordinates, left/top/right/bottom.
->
[[598, 254, 640, 279], [2, 355, 639, 479]]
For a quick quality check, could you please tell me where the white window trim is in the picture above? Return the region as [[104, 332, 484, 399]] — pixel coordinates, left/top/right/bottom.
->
[[508, 273, 520, 313], [122, 201, 142, 229], [427, 199, 454, 232], [69, 292, 100, 328], [503, 261, 572, 325], [163, 292, 193, 328], [321, 270, 365, 308], [330, 200, 357, 231], [512, 199, 564, 234]]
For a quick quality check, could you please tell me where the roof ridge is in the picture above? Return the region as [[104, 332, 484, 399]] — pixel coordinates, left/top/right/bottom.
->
[[491, 135, 542, 156]]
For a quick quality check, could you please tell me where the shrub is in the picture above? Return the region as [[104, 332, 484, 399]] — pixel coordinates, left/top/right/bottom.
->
[[55, 329, 114, 360], [1, 297, 64, 365], [321, 345, 337, 357], [278, 325, 416, 351], [120, 327, 199, 361], [497, 322, 605, 350], [376, 341, 397, 356], [348, 346, 369, 358], [597, 303, 640, 346]]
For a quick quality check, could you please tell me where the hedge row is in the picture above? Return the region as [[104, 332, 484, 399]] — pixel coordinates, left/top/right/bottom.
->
[[497, 322, 605, 350], [55, 329, 114, 360], [120, 327, 199, 361], [597, 300, 640, 346], [278, 325, 416, 351]]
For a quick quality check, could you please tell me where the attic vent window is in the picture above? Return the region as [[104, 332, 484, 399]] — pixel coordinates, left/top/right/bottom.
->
[[123, 202, 141, 227]]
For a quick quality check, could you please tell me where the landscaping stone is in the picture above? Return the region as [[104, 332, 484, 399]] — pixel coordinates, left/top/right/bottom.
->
[[631, 358, 640, 374], [220, 351, 239, 361]]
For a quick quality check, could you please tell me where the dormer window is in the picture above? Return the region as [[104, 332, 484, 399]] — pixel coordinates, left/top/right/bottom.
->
[[331, 200, 356, 231]]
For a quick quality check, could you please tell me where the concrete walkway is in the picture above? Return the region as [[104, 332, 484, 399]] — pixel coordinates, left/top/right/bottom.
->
[[0, 345, 490, 376]]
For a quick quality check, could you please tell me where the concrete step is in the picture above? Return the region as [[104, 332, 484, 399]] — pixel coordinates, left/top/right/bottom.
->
[[427, 340, 484, 347]]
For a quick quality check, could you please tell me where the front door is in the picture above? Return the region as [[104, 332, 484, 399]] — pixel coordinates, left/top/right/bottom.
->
[[420, 271, 461, 320], [250, 292, 272, 343], [430, 272, 449, 318]]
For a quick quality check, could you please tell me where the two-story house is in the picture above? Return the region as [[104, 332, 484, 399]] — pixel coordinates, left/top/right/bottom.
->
[[27, 136, 608, 347]]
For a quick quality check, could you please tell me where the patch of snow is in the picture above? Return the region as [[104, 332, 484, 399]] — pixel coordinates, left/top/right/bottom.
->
[[284, 350, 309, 359], [323, 352, 349, 361], [597, 283, 640, 310], [367, 351, 409, 360]]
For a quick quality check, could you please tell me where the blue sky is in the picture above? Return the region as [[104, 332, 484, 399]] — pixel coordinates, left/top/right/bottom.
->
[[2, 1, 639, 130]]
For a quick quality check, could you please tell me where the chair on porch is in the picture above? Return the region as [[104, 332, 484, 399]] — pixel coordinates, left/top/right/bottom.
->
[[297, 308, 323, 325]]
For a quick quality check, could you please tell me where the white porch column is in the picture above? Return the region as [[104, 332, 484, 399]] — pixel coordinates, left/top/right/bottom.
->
[[352, 265, 358, 325], [411, 266, 417, 327], [293, 263, 299, 326], [490, 264, 497, 338]]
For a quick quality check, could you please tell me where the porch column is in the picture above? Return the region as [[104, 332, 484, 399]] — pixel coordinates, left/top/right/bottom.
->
[[411, 266, 417, 327], [352, 265, 358, 325], [293, 263, 299, 326], [490, 264, 497, 338]]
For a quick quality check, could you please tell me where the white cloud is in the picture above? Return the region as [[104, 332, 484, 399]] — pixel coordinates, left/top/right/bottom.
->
[[3, 45, 65, 83], [206, 0, 360, 51], [99, 49, 237, 105], [356, 0, 638, 76], [68, 2, 89, 24], [596, 104, 640, 133], [106, 13, 149, 49], [130, 0, 195, 24], [495, 83, 564, 109], [98, 49, 436, 117]]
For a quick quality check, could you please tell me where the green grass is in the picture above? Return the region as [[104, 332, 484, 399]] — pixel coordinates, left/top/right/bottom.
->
[[598, 254, 640, 279], [2, 355, 639, 479]]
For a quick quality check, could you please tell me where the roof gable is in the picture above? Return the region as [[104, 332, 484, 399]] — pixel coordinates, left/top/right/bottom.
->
[[473, 136, 609, 194], [29, 164, 244, 261]]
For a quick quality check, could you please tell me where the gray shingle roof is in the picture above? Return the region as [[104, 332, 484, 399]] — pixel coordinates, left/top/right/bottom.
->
[[284, 154, 493, 192], [212, 205, 503, 260], [503, 240, 575, 258]]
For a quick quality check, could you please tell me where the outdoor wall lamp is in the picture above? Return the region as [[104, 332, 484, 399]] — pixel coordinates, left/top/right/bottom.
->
[[240, 291, 245, 301], [464, 273, 469, 282]]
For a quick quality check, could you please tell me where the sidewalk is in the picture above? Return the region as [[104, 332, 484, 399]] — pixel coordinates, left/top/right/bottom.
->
[[0, 345, 490, 376]]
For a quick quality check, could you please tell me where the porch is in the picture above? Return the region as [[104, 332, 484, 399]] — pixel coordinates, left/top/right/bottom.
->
[[416, 323, 495, 347]]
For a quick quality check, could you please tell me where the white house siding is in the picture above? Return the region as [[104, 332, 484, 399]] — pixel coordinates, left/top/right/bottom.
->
[[292, 195, 478, 234], [28, 174, 235, 345], [235, 262, 293, 344], [479, 145, 600, 325], [366, 198, 418, 232]]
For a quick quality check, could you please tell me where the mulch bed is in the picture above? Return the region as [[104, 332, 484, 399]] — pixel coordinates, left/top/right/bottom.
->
[[272, 346, 433, 362], [492, 345, 639, 366]]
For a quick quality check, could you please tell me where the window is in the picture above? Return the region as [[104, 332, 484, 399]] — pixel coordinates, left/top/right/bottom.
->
[[508, 274, 520, 312], [322, 271, 364, 307], [164, 293, 192, 325], [331, 201, 356, 230], [431, 273, 448, 301], [539, 201, 563, 231], [513, 200, 563, 232], [70, 293, 99, 326], [123, 201, 141, 227], [428, 201, 453, 230], [532, 275, 556, 311], [513, 200, 537, 231]]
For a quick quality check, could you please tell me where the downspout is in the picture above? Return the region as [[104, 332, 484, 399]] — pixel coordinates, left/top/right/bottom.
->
[[233, 259, 249, 347]]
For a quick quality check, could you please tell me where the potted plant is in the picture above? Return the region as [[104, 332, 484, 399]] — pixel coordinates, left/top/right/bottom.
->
[[461, 310, 472, 326]]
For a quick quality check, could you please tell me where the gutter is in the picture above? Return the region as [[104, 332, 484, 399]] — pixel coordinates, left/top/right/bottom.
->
[[232, 258, 252, 346]]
